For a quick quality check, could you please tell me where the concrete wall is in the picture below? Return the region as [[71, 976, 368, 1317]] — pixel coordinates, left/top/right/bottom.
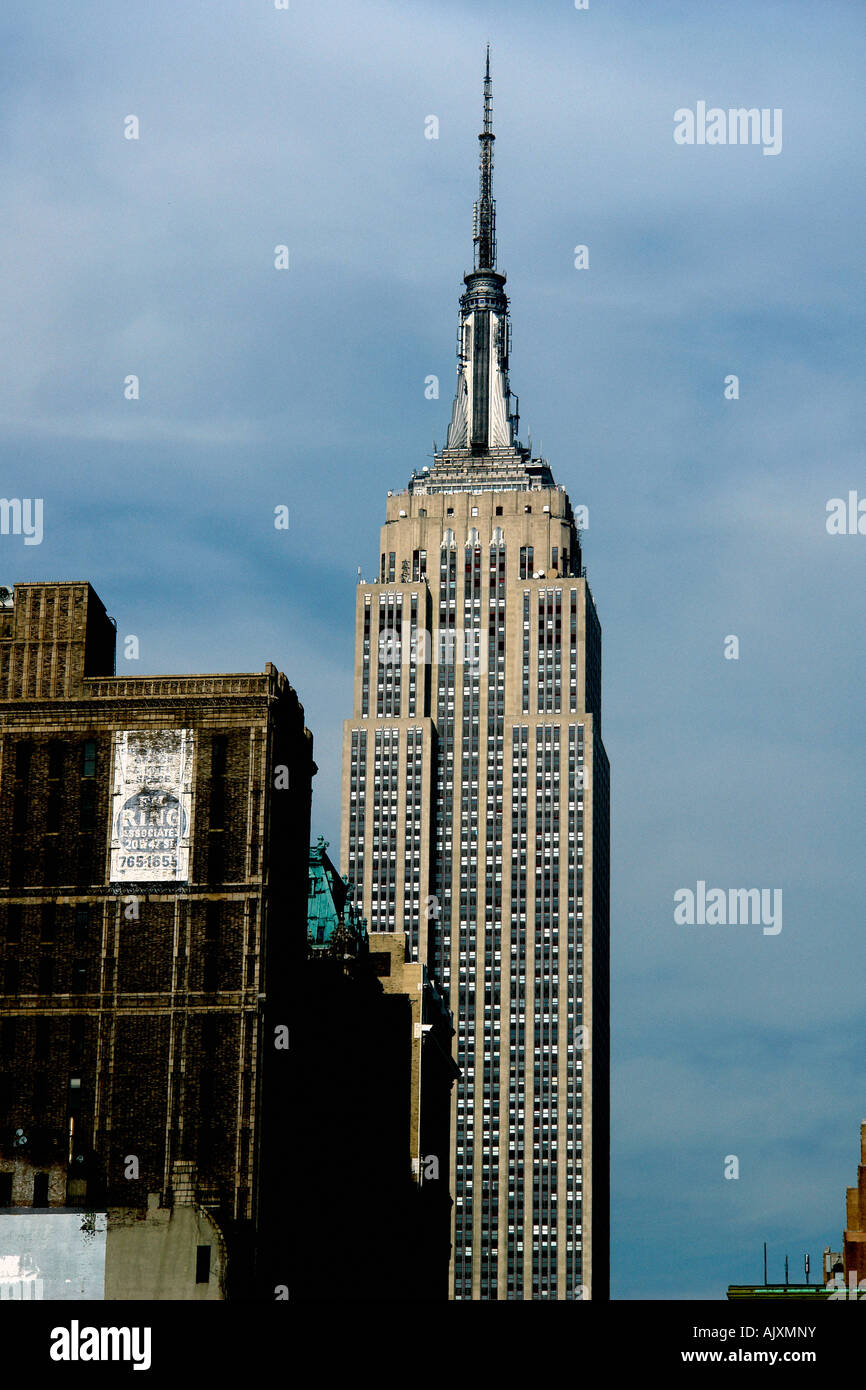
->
[[105, 1194, 226, 1300]]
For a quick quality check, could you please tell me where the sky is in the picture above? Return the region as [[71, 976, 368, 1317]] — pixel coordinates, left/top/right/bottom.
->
[[2, 0, 864, 1300]]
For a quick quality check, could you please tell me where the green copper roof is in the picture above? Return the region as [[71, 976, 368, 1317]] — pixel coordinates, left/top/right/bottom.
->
[[306, 836, 366, 950]]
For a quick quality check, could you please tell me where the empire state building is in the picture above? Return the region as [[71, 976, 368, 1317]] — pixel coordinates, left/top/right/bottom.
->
[[341, 55, 609, 1300]]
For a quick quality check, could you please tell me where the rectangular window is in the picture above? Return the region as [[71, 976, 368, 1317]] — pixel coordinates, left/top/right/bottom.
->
[[40, 903, 56, 943], [196, 1245, 211, 1283], [82, 741, 97, 778], [203, 951, 219, 991], [33, 1173, 49, 1207], [5, 905, 22, 944], [211, 736, 228, 777], [208, 835, 225, 883], [46, 788, 62, 833], [0, 1174, 12, 1206], [69, 1018, 85, 1063], [15, 741, 33, 780], [74, 905, 89, 947], [80, 782, 97, 830]]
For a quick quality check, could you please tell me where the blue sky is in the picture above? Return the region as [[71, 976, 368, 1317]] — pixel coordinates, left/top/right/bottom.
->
[[2, 0, 864, 1299]]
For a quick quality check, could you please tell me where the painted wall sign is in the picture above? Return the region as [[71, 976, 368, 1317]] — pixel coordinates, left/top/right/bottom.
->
[[109, 729, 194, 882]]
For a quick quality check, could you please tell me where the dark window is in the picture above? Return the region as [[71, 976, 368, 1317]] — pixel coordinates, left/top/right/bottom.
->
[[205, 903, 220, 940], [80, 781, 97, 830], [46, 789, 62, 833], [35, 1019, 51, 1059], [15, 741, 33, 780], [203, 952, 219, 992], [196, 1245, 211, 1283], [43, 845, 60, 886], [71, 961, 87, 993], [69, 1018, 84, 1063], [74, 906, 89, 947], [33, 1173, 49, 1206], [0, 1174, 12, 1206], [40, 903, 56, 943], [3, 960, 19, 994], [38, 956, 53, 994], [495, 505, 503, 516], [48, 742, 65, 779], [211, 736, 228, 778], [33, 1074, 48, 1112], [208, 836, 225, 883], [0, 1019, 15, 1059], [12, 789, 27, 834], [5, 905, 21, 944], [210, 738, 227, 830], [81, 741, 97, 777]]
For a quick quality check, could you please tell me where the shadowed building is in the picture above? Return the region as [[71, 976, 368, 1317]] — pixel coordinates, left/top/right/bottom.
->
[[340, 57, 610, 1300], [292, 839, 457, 1299], [0, 579, 315, 1298]]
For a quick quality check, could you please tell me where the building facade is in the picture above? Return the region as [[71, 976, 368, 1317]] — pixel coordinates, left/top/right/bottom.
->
[[341, 59, 610, 1300], [0, 580, 315, 1298]]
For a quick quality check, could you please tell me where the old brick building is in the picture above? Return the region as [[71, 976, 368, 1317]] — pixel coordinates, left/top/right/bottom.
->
[[0, 580, 314, 1298]]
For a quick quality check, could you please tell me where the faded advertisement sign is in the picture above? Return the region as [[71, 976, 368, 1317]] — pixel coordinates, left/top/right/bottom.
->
[[0, 1213, 106, 1300], [109, 729, 194, 883]]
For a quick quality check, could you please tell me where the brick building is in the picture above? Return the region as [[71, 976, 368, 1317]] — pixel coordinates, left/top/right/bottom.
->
[[0, 580, 315, 1298], [843, 1120, 866, 1289]]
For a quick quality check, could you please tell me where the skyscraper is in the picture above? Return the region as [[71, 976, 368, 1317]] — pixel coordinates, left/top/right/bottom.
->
[[341, 55, 609, 1300]]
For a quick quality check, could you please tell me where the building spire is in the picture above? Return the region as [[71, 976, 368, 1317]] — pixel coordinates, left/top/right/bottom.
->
[[473, 47, 496, 270], [431, 49, 548, 468]]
